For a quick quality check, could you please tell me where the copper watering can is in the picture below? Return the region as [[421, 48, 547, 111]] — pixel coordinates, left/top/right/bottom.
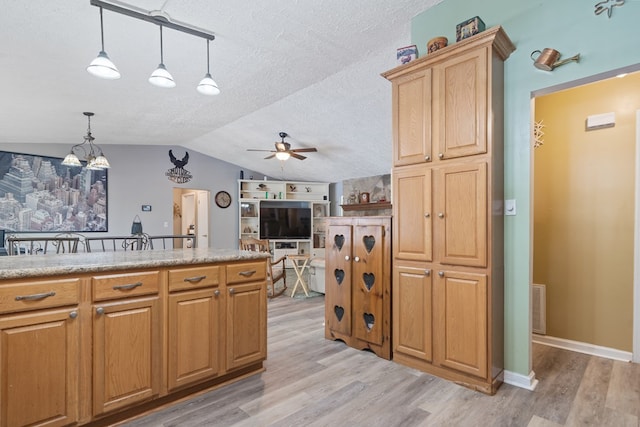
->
[[531, 48, 580, 71]]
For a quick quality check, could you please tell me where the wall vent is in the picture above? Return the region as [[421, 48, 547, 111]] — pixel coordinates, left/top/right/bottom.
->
[[532, 284, 546, 335]]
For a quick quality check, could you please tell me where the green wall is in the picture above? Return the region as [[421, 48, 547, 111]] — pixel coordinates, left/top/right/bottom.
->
[[411, 0, 640, 376]]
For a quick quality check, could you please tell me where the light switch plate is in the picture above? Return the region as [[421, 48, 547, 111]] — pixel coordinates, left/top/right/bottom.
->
[[505, 199, 516, 216]]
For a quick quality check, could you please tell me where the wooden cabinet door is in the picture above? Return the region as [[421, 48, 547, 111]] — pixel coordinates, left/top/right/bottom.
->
[[392, 263, 432, 362], [433, 270, 487, 378], [392, 67, 433, 166], [0, 308, 79, 427], [168, 288, 221, 391], [435, 162, 487, 267], [433, 47, 488, 160], [325, 224, 353, 336], [352, 223, 385, 345], [226, 281, 266, 371], [393, 165, 432, 262], [93, 296, 161, 416]]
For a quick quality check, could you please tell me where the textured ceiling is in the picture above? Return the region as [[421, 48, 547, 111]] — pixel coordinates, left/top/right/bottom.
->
[[0, 0, 441, 182]]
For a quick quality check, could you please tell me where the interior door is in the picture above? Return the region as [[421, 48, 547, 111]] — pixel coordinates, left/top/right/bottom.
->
[[196, 190, 210, 248], [181, 193, 196, 247]]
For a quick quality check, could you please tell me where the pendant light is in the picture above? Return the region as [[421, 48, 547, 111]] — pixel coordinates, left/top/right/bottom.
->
[[149, 25, 176, 88], [62, 112, 111, 169], [197, 39, 220, 95], [86, 7, 121, 80]]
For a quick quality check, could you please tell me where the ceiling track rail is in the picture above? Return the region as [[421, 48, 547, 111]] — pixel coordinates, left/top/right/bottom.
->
[[89, 0, 215, 40]]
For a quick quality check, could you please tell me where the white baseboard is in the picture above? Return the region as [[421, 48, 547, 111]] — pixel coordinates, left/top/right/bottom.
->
[[533, 334, 632, 362], [503, 370, 538, 391]]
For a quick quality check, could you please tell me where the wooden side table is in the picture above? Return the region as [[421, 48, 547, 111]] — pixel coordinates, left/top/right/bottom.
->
[[288, 254, 311, 297]]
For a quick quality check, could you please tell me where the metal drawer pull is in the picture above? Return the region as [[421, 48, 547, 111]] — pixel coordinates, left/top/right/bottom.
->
[[424, 269, 431, 276], [229, 288, 235, 295], [96, 307, 104, 315], [15, 291, 56, 301], [184, 275, 207, 283], [214, 290, 220, 297], [238, 270, 256, 277], [354, 256, 360, 262], [439, 271, 445, 277], [69, 311, 78, 319], [112, 281, 143, 291]]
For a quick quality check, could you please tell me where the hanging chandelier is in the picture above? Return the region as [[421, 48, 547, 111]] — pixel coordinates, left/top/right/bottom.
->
[[86, 0, 220, 95], [62, 112, 111, 170]]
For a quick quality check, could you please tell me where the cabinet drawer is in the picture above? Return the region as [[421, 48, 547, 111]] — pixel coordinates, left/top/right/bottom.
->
[[0, 278, 80, 314], [226, 261, 266, 285], [168, 266, 220, 292], [92, 271, 159, 301]]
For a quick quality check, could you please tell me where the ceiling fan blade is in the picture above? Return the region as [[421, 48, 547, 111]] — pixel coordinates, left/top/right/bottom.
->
[[264, 154, 276, 159], [291, 147, 317, 153], [247, 148, 275, 152], [290, 152, 307, 160]]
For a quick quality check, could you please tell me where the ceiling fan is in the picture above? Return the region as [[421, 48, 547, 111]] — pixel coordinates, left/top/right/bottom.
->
[[247, 132, 318, 160]]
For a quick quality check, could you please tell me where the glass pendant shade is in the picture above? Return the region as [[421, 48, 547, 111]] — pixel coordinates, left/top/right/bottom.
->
[[275, 151, 291, 161], [87, 7, 120, 80], [62, 153, 82, 167], [87, 51, 121, 79], [149, 63, 176, 88], [197, 73, 220, 95]]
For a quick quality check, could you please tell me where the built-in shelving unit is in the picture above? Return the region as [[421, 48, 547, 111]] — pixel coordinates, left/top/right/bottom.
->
[[238, 180, 330, 260]]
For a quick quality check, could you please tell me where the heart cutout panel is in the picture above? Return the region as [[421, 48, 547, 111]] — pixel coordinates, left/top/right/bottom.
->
[[334, 269, 345, 285], [334, 306, 345, 322], [363, 313, 375, 331], [334, 234, 345, 251], [363, 235, 376, 253], [363, 273, 375, 291]]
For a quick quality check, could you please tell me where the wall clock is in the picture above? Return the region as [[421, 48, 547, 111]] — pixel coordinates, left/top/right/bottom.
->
[[215, 191, 232, 208]]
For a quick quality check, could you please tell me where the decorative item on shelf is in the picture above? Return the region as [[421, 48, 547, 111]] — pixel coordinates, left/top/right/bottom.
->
[[166, 149, 193, 183], [595, 0, 625, 18], [87, 0, 219, 95], [456, 16, 485, 41], [258, 183, 267, 190], [62, 112, 111, 170], [359, 192, 370, 204], [289, 184, 297, 192], [397, 44, 418, 65], [427, 36, 448, 54], [531, 48, 580, 71], [305, 187, 311, 192]]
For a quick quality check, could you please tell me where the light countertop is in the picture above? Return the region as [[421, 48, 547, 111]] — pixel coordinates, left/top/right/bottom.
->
[[0, 248, 269, 280]]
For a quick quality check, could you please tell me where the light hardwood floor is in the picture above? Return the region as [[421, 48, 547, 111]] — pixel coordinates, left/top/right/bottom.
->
[[122, 295, 640, 427]]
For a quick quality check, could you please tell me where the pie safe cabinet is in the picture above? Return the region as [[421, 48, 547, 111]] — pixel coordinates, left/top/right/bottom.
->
[[324, 216, 391, 359]]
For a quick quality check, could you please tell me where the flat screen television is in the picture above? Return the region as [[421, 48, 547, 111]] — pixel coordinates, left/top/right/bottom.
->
[[259, 206, 311, 240]]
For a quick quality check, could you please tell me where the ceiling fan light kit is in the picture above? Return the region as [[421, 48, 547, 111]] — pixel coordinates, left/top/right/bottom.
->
[[247, 132, 318, 161], [87, 0, 219, 95]]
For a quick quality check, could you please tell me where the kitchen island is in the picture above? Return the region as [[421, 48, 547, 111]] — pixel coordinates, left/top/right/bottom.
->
[[0, 248, 269, 427]]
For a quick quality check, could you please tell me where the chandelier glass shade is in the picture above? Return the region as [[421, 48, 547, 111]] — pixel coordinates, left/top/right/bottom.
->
[[86, 7, 121, 80], [62, 112, 111, 169]]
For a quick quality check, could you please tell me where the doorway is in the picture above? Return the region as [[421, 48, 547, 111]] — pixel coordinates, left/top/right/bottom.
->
[[531, 68, 640, 361], [172, 188, 210, 248]]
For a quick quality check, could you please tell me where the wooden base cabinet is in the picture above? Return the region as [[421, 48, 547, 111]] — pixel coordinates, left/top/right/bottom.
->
[[383, 26, 514, 394], [0, 308, 80, 427], [0, 254, 268, 427], [324, 216, 391, 359]]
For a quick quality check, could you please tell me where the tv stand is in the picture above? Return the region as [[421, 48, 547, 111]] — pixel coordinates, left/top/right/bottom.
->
[[238, 179, 330, 260]]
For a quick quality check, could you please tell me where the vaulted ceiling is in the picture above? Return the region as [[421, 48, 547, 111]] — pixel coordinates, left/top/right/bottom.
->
[[0, 0, 441, 182]]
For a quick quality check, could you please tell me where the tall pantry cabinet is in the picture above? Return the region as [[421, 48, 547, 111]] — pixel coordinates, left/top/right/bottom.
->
[[382, 26, 515, 394]]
